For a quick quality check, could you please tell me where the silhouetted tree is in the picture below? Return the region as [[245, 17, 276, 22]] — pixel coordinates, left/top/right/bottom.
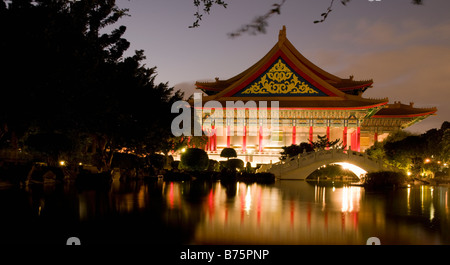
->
[[310, 135, 342, 151], [367, 121, 450, 177], [25, 132, 72, 166], [280, 142, 313, 160], [0, 0, 183, 171]]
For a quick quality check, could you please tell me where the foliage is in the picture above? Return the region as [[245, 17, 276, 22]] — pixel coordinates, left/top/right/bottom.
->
[[364, 171, 406, 190], [225, 158, 244, 171], [310, 135, 342, 151], [111, 152, 140, 169], [441, 129, 450, 162], [189, 0, 424, 36], [220, 147, 237, 160], [188, 135, 209, 149], [237, 172, 275, 184], [179, 148, 209, 171], [366, 130, 412, 167], [313, 0, 350, 24], [148, 153, 166, 170], [0, 0, 183, 171], [384, 135, 424, 172], [190, 0, 228, 28], [25, 133, 72, 165], [422, 162, 441, 178], [365, 141, 385, 161], [366, 122, 450, 178], [245, 162, 253, 173], [207, 159, 220, 172], [227, 0, 286, 38], [280, 142, 313, 160]]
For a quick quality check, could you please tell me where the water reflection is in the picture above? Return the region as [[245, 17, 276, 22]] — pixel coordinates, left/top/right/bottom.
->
[[190, 181, 364, 244], [165, 180, 449, 245], [0, 179, 448, 244]]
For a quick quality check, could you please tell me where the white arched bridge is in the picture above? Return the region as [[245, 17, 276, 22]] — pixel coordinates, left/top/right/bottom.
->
[[257, 149, 399, 180]]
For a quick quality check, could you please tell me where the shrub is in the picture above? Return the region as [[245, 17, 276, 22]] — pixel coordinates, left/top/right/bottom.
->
[[171, 160, 180, 171], [220, 148, 237, 160], [226, 158, 244, 171], [219, 160, 228, 170], [245, 162, 253, 173], [148, 153, 165, 170], [207, 159, 220, 172], [179, 148, 209, 171], [364, 171, 406, 189], [112, 152, 140, 169], [237, 172, 275, 184]]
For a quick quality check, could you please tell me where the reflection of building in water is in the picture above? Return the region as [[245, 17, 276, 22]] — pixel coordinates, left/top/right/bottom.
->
[[193, 182, 365, 244], [405, 185, 449, 223], [74, 181, 449, 244], [78, 184, 150, 221], [187, 182, 448, 244]]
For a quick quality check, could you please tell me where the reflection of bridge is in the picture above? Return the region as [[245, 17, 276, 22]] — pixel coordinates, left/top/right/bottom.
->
[[258, 149, 399, 180]]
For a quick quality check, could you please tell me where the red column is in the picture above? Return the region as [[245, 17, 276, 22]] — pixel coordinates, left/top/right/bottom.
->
[[259, 125, 263, 153], [309, 126, 314, 146], [226, 126, 231, 148], [292, 125, 296, 145], [212, 125, 217, 151], [374, 132, 378, 143], [351, 131, 356, 151], [326, 126, 330, 150], [242, 125, 247, 153], [343, 126, 348, 150], [356, 126, 361, 152], [203, 126, 209, 151]]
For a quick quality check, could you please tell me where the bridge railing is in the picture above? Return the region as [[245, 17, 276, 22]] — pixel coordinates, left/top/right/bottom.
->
[[269, 148, 399, 173]]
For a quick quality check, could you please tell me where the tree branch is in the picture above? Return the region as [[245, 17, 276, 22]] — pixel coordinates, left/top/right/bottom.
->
[[314, 0, 423, 24], [227, 0, 286, 38], [189, 0, 425, 34], [314, 0, 349, 24], [189, 0, 228, 28]]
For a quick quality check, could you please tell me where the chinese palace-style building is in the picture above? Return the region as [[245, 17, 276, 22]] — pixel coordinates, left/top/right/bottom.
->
[[191, 26, 437, 165]]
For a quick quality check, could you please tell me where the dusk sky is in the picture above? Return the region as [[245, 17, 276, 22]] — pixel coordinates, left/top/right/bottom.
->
[[113, 0, 450, 134]]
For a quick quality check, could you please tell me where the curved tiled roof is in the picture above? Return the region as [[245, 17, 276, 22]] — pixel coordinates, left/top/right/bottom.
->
[[372, 102, 437, 117], [196, 26, 373, 96]]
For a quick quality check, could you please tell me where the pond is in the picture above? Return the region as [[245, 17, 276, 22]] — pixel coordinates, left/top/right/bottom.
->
[[0, 179, 448, 244]]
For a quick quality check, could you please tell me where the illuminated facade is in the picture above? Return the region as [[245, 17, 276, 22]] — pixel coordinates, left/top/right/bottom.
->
[[192, 26, 436, 165]]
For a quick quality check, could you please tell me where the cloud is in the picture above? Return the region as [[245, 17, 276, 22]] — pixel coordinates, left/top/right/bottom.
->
[[312, 18, 450, 133], [332, 18, 450, 48], [334, 44, 450, 132]]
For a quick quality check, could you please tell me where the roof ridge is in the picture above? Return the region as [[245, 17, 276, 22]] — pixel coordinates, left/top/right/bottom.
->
[[389, 101, 437, 111], [278, 25, 287, 47]]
